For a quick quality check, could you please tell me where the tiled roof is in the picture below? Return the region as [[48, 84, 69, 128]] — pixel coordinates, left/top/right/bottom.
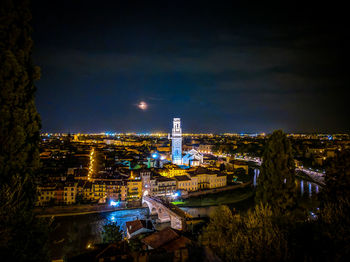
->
[[173, 175, 191, 181], [126, 219, 154, 235], [161, 236, 192, 252], [156, 176, 175, 182], [141, 227, 180, 249]]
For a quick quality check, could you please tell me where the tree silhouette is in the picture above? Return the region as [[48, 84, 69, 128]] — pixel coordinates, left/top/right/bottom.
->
[[0, 0, 48, 260], [255, 130, 297, 214]]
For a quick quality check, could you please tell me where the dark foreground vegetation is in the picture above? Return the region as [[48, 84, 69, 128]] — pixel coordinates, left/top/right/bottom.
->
[[201, 131, 350, 262], [0, 1, 49, 261]]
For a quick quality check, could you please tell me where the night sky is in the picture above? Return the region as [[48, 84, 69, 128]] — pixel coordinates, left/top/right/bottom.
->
[[31, 1, 348, 134]]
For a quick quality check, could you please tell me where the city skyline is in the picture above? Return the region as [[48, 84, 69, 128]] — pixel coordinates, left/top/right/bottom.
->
[[31, 1, 348, 133], [1, 1, 349, 261]]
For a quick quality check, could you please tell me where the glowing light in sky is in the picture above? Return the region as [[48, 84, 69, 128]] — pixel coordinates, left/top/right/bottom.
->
[[138, 101, 148, 110]]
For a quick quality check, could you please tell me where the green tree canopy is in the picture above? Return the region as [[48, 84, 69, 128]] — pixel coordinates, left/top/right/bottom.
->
[[255, 130, 297, 214]]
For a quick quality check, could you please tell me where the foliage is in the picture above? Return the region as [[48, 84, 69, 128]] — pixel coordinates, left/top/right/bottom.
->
[[62, 222, 93, 259], [234, 142, 265, 157], [255, 130, 297, 214], [234, 167, 250, 183], [313, 150, 350, 261], [322, 149, 350, 204], [128, 233, 147, 252], [201, 204, 289, 262], [175, 187, 254, 207], [202, 141, 350, 261], [318, 200, 350, 260], [0, 0, 49, 261], [101, 222, 123, 244]]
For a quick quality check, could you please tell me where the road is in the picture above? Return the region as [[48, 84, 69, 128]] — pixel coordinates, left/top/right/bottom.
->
[[211, 153, 325, 186]]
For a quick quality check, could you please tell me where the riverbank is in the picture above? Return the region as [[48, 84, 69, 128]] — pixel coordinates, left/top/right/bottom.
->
[[35, 201, 142, 217], [185, 182, 251, 198], [36, 206, 146, 218], [35, 184, 252, 217], [173, 186, 254, 207]]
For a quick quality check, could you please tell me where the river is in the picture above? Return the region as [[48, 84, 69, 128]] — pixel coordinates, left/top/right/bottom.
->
[[49, 177, 320, 260]]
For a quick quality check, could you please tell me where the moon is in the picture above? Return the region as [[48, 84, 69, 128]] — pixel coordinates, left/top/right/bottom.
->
[[138, 101, 148, 110]]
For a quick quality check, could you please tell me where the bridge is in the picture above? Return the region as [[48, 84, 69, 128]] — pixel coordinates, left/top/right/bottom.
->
[[142, 196, 192, 230]]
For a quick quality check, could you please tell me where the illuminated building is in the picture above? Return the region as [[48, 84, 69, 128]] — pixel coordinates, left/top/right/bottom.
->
[[197, 144, 213, 154], [93, 181, 106, 202], [64, 182, 78, 204], [82, 182, 94, 201], [171, 118, 182, 165], [105, 181, 122, 201], [182, 149, 203, 166], [187, 167, 227, 189], [158, 164, 188, 178], [127, 180, 142, 200], [151, 176, 177, 197], [139, 169, 152, 195], [36, 184, 56, 206], [174, 175, 198, 192]]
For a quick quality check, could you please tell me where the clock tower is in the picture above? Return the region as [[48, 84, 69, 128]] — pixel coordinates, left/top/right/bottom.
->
[[171, 118, 182, 165]]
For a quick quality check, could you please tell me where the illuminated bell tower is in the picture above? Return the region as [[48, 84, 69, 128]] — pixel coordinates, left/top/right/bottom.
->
[[171, 118, 182, 165]]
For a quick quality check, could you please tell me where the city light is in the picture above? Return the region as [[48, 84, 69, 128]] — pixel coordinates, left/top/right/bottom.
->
[[172, 191, 180, 198], [88, 148, 95, 180], [152, 153, 158, 158], [110, 200, 119, 207]]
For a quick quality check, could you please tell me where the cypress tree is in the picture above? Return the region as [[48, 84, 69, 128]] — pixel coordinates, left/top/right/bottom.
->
[[0, 0, 48, 260], [255, 130, 297, 213]]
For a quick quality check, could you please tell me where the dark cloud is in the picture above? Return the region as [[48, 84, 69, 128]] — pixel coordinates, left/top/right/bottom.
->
[[32, 1, 348, 133]]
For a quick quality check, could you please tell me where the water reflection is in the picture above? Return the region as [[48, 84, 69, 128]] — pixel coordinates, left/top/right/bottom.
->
[[297, 179, 320, 198], [300, 180, 304, 196], [102, 208, 149, 232], [180, 206, 218, 218], [308, 182, 312, 198], [253, 169, 260, 187], [252, 168, 321, 198]]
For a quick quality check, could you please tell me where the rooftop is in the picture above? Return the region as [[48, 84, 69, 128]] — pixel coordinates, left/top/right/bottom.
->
[[126, 219, 154, 235]]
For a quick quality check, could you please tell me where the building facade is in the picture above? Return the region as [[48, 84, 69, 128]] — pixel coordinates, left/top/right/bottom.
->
[[127, 180, 142, 200], [174, 175, 198, 192], [171, 118, 182, 165], [182, 149, 203, 166]]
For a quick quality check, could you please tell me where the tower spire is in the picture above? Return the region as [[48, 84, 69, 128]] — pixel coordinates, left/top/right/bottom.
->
[[171, 118, 182, 165]]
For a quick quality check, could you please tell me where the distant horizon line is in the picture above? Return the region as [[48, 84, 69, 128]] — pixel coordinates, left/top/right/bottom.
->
[[40, 131, 349, 136]]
